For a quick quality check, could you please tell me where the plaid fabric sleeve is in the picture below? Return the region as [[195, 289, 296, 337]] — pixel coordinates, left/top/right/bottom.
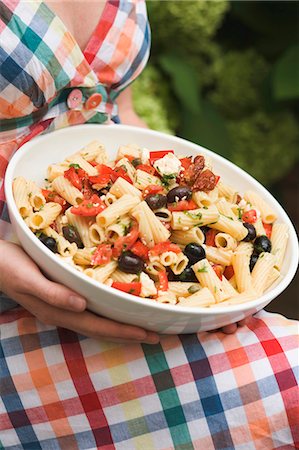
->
[[0, 309, 298, 450]]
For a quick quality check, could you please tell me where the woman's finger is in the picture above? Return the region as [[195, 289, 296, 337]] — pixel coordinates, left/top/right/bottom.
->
[[17, 292, 160, 344], [26, 276, 87, 312], [220, 323, 238, 334]]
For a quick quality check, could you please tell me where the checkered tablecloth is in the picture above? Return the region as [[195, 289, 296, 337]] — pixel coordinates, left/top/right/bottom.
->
[[0, 308, 298, 449]]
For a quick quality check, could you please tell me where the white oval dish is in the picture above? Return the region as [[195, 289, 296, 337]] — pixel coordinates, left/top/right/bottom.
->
[[4, 124, 299, 333]]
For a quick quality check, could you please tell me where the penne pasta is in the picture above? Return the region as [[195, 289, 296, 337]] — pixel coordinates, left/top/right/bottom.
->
[[170, 227, 205, 246], [231, 242, 253, 293], [13, 176, 32, 218], [52, 175, 83, 205], [215, 232, 237, 251], [96, 194, 139, 227], [109, 176, 142, 199], [209, 214, 248, 241], [271, 223, 289, 271], [171, 205, 219, 230], [192, 259, 229, 303], [27, 202, 62, 230], [177, 287, 215, 307], [251, 252, 276, 295], [15, 141, 288, 308], [244, 190, 277, 224]]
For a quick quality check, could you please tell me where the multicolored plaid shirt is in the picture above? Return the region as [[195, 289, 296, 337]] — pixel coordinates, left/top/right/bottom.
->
[[0, 2, 298, 449], [0, 0, 150, 241]]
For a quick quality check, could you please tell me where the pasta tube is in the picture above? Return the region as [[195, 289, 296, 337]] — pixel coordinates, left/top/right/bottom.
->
[[192, 259, 229, 303], [96, 194, 139, 227], [177, 287, 215, 307], [244, 190, 277, 224]]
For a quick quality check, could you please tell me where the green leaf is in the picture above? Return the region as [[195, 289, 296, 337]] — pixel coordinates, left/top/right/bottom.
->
[[178, 100, 232, 160], [272, 45, 299, 100], [159, 53, 201, 115]]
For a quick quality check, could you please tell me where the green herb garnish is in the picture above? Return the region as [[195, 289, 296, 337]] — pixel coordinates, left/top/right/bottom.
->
[[197, 265, 208, 273]]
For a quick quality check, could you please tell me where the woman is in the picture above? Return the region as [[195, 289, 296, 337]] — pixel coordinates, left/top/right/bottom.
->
[[0, 1, 297, 449]]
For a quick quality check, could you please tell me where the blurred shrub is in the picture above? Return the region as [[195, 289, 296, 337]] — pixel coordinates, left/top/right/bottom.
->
[[209, 50, 269, 118], [228, 111, 299, 185], [132, 0, 299, 186], [131, 65, 178, 134]]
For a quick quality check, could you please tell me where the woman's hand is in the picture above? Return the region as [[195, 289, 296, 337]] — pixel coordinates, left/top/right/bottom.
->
[[0, 241, 160, 344], [220, 318, 250, 334]]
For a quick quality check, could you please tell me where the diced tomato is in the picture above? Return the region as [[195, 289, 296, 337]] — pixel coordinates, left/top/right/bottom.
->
[[82, 178, 94, 199], [149, 241, 181, 257], [50, 221, 58, 233], [135, 164, 156, 175], [42, 189, 68, 212], [179, 157, 192, 172], [263, 222, 273, 239], [142, 184, 164, 198], [168, 199, 198, 211], [205, 229, 218, 246], [89, 164, 113, 185], [112, 281, 142, 296], [212, 264, 223, 280], [123, 154, 137, 162], [223, 265, 234, 280], [113, 220, 139, 257], [157, 270, 168, 291], [70, 194, 106, 216], [64, 166, 87, 191], [89, 160, 98, 167], [149, 150, 174, 164], [110, 166, 133, 184], [130, 240, 149, 260], [91, 244, 113, 266], [215, 175, 221, 185], [242, 209, 257, 224]]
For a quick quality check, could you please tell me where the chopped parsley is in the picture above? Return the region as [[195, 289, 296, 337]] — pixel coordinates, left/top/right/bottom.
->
[[121, 223, 130, 236], [183, 211, 202, 220], [221, 213, 234, 221], [197, 265, 208, 273], [69, 163, 81, 169], [161, 173, 176, 187], [237, 207, 243, 220]]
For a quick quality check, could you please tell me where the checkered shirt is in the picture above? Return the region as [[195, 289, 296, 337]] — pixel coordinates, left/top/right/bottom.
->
[[0, 0, 150, 241]]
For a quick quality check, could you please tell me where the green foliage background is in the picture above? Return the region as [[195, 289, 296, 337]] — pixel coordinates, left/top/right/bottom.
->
[[132, 0, 299, 186]]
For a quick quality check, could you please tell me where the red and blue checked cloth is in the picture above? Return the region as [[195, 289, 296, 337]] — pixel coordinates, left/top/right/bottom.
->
[[0, 308, 298, 449]]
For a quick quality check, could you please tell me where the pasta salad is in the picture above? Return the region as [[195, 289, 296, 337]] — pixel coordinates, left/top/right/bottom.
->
[[13, 140, 289, 308]]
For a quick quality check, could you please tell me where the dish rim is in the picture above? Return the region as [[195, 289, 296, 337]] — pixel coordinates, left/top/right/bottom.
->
[[5, 124, 299, 315]]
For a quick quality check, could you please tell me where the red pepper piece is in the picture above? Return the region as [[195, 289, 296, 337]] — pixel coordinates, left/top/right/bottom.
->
[[91, 244, 113, 266], [70, 194, 106, 216], [242, 209, 257, 224], [130, 240, 149, 260], [205, 229, 218, 247], [168, 199, 198, 211], [111, 281, 142, 296], [149, 150, 174, 164]]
